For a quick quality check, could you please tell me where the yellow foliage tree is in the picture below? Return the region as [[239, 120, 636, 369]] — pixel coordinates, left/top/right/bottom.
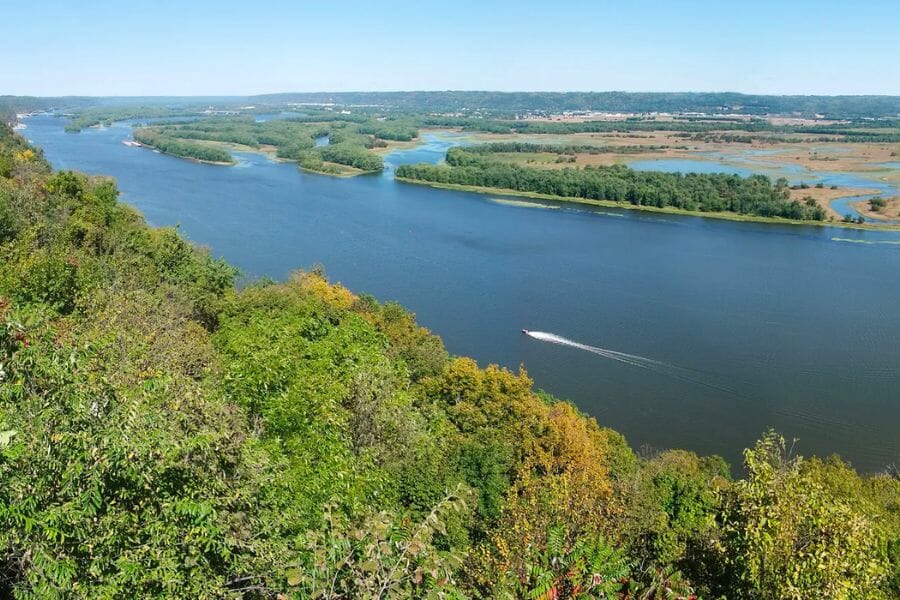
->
[[471, 402, 617, 595], [292, 270, 356, 310], [15, 149, 35, 162], [424, 357, 543, 440]]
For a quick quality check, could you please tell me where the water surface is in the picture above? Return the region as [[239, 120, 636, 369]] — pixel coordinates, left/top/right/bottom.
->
[[24, 115, 900, 472]]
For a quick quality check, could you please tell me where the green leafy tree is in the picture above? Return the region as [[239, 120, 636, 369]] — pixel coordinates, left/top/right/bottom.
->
[[720, 431, 888, 598]]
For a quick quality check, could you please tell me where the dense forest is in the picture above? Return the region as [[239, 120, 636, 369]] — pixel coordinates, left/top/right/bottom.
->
[[396, 147, 829, 221], [0, 121, 898, 598]]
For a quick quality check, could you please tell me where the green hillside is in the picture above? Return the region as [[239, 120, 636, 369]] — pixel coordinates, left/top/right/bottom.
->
[[0, 124, 897, 598]]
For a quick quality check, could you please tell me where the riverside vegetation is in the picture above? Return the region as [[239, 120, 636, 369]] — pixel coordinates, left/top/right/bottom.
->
[[132, 116, 390, 174], [53, 99, 900, 225], [397, 146, 829, 221], [1, 123, 899, 598]]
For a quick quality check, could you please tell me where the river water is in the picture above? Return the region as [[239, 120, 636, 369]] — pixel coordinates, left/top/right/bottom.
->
[[22, 115, 900, 472]]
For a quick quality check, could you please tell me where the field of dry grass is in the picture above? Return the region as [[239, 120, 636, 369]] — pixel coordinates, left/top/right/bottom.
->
[[450, 128, 900, 222], [464, 129, 900, 174], [853, 196, 900, 222], [789, 186, 881, 220]]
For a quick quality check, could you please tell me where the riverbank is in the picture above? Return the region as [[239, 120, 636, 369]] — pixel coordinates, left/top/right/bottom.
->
[[787, 185, 883, 221], [461, 129, 900, 174], [298, 163, 380, 178], [451, 128, 900, 221], [135, 138, 387, 176], [395, 177, 900, 230], [852, 196, 900, 222], [132, 141, 234, 166], [122, 139, 234, 166]]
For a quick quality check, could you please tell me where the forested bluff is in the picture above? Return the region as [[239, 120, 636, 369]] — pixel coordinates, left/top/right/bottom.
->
[[0, 124, 898, 598]]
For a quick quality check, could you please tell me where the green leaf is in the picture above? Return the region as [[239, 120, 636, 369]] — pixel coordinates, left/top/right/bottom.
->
[[285, 568, 302, 587], [0, 429, 15, 448], [361, 560, 378, 573]]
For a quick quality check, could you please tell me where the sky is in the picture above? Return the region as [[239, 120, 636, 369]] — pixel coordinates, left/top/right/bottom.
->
[[4, 0, 900, 97]]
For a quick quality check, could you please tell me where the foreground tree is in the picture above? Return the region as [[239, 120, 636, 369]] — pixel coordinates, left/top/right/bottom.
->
[[720, 431, 888, 599]]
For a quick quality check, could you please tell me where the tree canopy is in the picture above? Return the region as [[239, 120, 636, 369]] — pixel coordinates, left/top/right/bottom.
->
[[397, 147, 828, 221], [0, 124, 896, 598]]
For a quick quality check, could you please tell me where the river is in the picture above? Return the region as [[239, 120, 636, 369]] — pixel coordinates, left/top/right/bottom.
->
[[22, 114, 900, 472]]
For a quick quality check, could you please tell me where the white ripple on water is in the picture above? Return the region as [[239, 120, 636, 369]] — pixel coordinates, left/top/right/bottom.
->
[[522, 330, 746, 398], [524, 331, 900, 462], [831, 237, 900, 246]]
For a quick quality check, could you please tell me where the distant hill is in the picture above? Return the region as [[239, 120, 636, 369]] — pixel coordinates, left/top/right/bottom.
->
[[249, 91, 900, 118], [0, 95, 246, 122], [5, 91, 900, 120]]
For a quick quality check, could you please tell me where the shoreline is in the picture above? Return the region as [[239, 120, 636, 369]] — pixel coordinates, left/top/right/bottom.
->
[[298, 164, 381, 178], [42, 114, 900, 214], [138, 140, 381, 177], [851, 197, 900, 223], [395, 177, 900, 231], [156, 139, 384, 177], [129, 140, 234, 166]]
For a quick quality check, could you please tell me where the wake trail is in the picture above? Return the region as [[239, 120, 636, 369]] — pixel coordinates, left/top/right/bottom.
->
[[524, 330, 746, 398]]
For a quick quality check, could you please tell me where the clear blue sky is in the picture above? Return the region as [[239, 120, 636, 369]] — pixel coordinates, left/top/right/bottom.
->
[[5, 0, 900, 96]]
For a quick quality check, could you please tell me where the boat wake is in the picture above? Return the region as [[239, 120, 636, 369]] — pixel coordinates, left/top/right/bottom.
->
[[831, 237, 900, 246], [523, 330, 744, 397]]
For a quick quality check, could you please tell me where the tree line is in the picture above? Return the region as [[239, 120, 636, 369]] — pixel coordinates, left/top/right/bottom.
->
[[132, 127, 234, 163], [466, 141, 673, 155], [397, 147, 828, 220]]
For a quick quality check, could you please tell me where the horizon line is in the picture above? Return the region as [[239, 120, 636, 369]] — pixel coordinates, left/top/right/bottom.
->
[[5, 90, 900, 100]]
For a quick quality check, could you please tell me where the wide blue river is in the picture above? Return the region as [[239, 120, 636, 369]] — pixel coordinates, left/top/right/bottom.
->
[[22, 115, 900, 472]]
